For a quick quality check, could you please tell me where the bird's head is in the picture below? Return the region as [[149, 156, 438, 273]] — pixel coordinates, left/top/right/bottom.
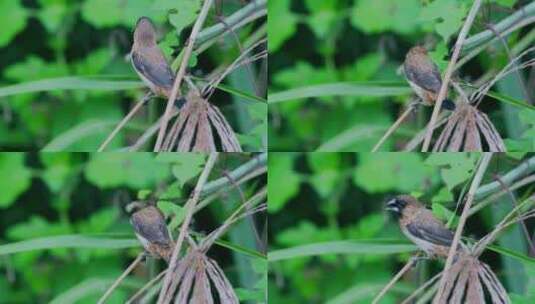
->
[[126, 201, 147, 214], [134, 17, 157, 47], [385, 195, 420, 218], [406, 46, 428, 61]]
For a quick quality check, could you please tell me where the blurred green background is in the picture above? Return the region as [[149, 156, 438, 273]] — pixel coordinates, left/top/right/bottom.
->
[[0, 0, 266, 151], [268, 0, 535, 151], [0, 153, 266, 303], [268, 152, 535, 303]]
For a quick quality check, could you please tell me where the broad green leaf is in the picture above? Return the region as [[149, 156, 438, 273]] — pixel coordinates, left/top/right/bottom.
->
[[425, 153, 477, 190], [420, 0, 467, 42], [269, 240, 416, 261], [0, 77, 144, 98], [0, 0, 28, 47], [351, 0, 420, 34], [0, 235, 139, 255], [0, 153, 32, 207], [268, 0, 297, 52], [268, 154, 300, 213], [81, 0, 157, 28], [85, 153, 170, 188], [354, 153, 433, 193], [156, 153, 206, 187], [269, 82, 411, 103], [486, 91, 535, 111], [153, 0, 200, 34]]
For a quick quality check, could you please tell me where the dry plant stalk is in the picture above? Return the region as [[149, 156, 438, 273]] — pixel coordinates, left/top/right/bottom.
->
[[161, 92, 242, 152], [432, 102, 506, 151], [170, 248, 239, 304], [433, 254, 510, 304], [159, 188, 267, 303], [421, 0, 483, 151]]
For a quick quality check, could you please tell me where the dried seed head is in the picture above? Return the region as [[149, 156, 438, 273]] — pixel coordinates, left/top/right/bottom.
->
[[433, 103, 506, 152]]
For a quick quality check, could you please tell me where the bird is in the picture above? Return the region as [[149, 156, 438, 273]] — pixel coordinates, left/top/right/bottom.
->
[[131, 17, 186, 108], [126, 201, 175, 262], [403, 46, 456, 111], [385, 195, 466, 259]]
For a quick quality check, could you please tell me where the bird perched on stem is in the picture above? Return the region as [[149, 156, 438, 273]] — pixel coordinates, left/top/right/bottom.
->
[[403, 46, 456, 111], [127, 201, 175, 262], [386, 195, 466, 259], [131, 17, 186, 107]]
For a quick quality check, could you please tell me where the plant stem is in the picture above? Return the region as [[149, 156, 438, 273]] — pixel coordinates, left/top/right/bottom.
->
[[97, 253, 144, 304], [372, 105, 415, 152], [462, 1, 535, 53], [434, 153, 492, 303], [156, 153, 218, 304], [201, 152, 267, 196], [154, 0, 214, 151], [421, 0, 482, 151]]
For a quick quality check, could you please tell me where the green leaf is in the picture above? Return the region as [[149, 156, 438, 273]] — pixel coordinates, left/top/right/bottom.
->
[[81, 0, 157, 28], [269, 239, 416, 262], [268, 0, 297, 52], [42, 119, 143, 152], [0, 154, 32, 207], [431, 203, 458, 228], [268, 154, 300, 213], [37, 3, 68, 33], [486, 244, 535, 266], [213, 82, 267, 103], [420, 0, 467, 42], [0, 0, 28, 47], [351, 0, 420, 34], [431, 187, 454, 204], [157, 200, 185, 230], [269, 82, 411, 103], [425, 153, 477, 190], [85, 153, 170, 188], [486, 91, 535, 111], [153, 0, 200, 34], [156, 153, 206, 187], [0, 76, 144, 98], [0, 235, 139, 255], [354, 153, 433, 193], [40, 153, 73, 193]]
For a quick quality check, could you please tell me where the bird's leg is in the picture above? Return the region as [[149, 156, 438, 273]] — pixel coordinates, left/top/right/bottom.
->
[[141, 92, 155, 105], [407, 100, 420, 113], [409, 253, 432, 267]]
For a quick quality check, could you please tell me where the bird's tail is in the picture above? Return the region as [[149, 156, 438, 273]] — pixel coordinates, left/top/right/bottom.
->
[[441, 98, 456, 111]]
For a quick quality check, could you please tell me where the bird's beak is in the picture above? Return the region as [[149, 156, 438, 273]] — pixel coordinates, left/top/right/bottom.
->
[[385, 199, 399, 213]]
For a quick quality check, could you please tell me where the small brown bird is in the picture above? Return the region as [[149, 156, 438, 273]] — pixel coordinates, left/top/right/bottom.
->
[[404, 46, 456, 111], [127, 201, 175, 262], [131, 17, 175, 99], [386, 195, 466, 258]]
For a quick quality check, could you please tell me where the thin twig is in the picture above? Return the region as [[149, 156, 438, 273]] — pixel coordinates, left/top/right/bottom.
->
[[372, 105, 415, 152], [98, 93, 152, 152], [126, 270, 167, 304], [434, 153, 493, 303], [154, 0, 214, 151], [97, 253, 144, 304], [157, 153, 219, 304], [372, 257, 417, 304], [421, 0, 483, 151]]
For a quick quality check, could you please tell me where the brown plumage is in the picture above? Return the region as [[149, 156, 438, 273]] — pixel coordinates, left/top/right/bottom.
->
[[403, 46, 455, 110], [131, 17, 175, 98], [386, 195, 464, 258], [128, 202, 174, 262]]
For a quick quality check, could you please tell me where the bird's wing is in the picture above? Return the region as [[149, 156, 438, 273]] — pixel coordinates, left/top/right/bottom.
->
[[131, 211, 171, 245], [406, 219, 454, 247], [132, 49, 175, 89], [404, 62, 442, 93]]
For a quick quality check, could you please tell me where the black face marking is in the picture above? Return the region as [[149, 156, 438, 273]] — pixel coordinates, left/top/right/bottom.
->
[[385, 197, 407, 218]]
